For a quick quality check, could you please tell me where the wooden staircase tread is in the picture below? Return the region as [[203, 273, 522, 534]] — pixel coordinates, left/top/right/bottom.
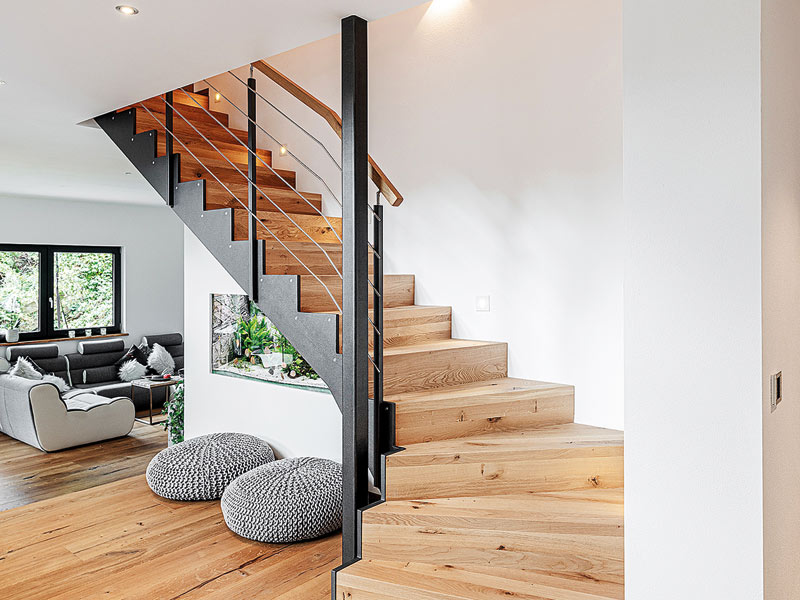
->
[[387, 377, 572, 406], [393, 423, 624, 461], [306, 304, 451, 316], [365, 489, 624, 524], [384, 338, 505, 357], [337, 559, 624, 600]]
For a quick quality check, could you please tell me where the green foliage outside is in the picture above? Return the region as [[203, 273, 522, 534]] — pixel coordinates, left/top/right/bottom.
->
[[0, 251, 114, 333], [0, 251, 40, 332], [53, 252, 114, 329]]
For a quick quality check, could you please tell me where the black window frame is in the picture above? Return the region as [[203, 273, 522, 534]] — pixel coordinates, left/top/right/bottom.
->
[[0, 244, 122, 342]]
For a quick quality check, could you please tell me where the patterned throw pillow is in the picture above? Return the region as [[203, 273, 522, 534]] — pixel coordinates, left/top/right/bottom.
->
[[9, 357, 44, 380], [147, 344, 175, 376], [119, 359, 147, 382]]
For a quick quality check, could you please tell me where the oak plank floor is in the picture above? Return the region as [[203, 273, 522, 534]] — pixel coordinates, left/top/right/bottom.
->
[[0, 422, 167, 512], [0, 475, 341, 599]]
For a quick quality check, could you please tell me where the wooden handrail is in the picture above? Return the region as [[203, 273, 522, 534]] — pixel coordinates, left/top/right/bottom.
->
[[251, 60, 403, 207]]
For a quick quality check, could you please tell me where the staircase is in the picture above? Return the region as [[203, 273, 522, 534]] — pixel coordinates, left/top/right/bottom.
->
[[336, 381, 624, 600], [95, 16, 623, 600]]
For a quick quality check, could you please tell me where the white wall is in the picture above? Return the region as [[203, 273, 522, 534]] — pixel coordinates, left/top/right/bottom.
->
[[227, 0, 624, 430], [0, 194, 184, 354], [183, 233, 342, 461], [762, 0, 800, 597], [624, 1, 764, 598]]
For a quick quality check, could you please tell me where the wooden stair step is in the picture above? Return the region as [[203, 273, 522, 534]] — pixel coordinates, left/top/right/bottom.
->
[[174, 89, 209, 110], [156, 135, 274, 167], [382, 339, 508, 396], [325, 305, 452, 352], [136, 109, 248, 147], [299, 274, 414, 313], [233, 210, 341, 244], [262, 239, 373, 276], [204, 182, 322, 215], [132, 97, 230, 128], [337, 557, 624, 600], [179, 154, 294, 190], [390, 377, 575, 445], [361, 490, 623, 585], [385, 423, 623, 500]]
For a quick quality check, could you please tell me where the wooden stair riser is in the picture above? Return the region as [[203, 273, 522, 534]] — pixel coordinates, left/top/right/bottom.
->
[[382, 342, 507, 396], [385, 449, 623, 500], [262, 239, 372, 277], [204, 183, 322, 215], [155, 135, 273, 168], [136, 110, 247, 148], [361, 497, 623, 585], [392, 381, 575, 445], [233, 210, 342, 244], [132, 97, 230, 128], [332, 306, 452, 353], [179, 155, 294, 190], [299, 275, 415, 313]]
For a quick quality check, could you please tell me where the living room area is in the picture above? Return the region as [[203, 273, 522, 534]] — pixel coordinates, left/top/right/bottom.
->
[[0, 196, 186, 509]]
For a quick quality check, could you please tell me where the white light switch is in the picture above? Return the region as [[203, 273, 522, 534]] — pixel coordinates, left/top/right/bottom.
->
[[476, 295, 491, 312]]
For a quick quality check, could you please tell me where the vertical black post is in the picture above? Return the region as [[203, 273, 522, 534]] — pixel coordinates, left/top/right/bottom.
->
[[247, 74, 259, 302], [165, 91, 174, 206], [341, 14, 369, 566]]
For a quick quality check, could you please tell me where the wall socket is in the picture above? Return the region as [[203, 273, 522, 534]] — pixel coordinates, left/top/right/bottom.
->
[[475, 295, 491, 312], [770, 371, 782, 412]]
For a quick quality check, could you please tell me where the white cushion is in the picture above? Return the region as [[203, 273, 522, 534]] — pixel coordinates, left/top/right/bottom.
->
[[9, 357, 43, 380], [42, 374, 69, 392], [119, 359, 147, 382], [147, 343, 175, 376]]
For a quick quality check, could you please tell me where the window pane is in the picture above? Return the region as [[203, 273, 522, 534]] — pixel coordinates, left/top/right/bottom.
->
[[0, 251, 41, 333], [53, 252, 114, 330]]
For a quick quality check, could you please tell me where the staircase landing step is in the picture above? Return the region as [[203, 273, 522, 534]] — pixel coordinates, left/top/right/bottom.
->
[[361, 490, 623, 585], [337, 557, 624, 600]]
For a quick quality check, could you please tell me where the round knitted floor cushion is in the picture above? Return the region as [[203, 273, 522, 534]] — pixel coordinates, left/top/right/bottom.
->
[[221, 457, 342, 543], [146, 433, 275, 501]]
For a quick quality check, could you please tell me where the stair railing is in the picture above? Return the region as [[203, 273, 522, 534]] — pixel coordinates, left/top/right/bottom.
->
[[126, 14, 397, 579], [136, 102, 344, 312]]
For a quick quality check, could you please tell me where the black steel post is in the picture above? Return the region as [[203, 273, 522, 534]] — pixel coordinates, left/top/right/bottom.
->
[[247, 75, 259, 302], [165, 91, 174, 206], [341, 14, 370, 566]]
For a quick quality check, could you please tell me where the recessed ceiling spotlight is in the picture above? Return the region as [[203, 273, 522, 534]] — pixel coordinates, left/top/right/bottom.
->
[[115, 5, 139, 15]]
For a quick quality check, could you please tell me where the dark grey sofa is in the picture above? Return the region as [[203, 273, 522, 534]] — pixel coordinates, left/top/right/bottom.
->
[[6, 333, 184, 413]]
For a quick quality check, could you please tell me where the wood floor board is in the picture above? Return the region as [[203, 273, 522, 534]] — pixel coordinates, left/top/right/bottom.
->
[[0, 475, 340, 600], [0, 423, 167, 512]]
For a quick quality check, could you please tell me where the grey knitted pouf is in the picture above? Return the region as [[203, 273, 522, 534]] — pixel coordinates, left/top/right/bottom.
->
[[146, 432, 275, 501], [221, 457, 342, 543]]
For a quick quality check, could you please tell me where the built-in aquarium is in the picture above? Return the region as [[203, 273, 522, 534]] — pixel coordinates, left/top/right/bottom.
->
[[211, 293, 328, 392]]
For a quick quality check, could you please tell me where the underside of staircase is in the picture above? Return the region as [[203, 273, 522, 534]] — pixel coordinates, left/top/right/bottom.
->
[[96, 68, 623, 600]]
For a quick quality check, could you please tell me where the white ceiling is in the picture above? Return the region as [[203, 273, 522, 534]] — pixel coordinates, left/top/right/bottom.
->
[[0, 0, 426, 206]]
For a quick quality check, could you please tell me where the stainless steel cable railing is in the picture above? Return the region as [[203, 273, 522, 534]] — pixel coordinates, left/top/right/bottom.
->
[[137, 102, 343, 313], [156, 95, 344, 280], [228, 70, 342, 172], [225, 70, 343, 172], [173, 89, 344, 238], [204, 76, 342, 209]]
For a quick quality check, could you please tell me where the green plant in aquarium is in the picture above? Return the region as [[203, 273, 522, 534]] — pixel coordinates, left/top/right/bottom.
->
[[236, 310, 272, 360], [282, 355, 319, 380]]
